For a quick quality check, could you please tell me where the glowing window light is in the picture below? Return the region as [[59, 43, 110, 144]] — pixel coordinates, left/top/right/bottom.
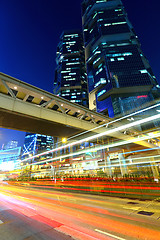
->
[[117, 57, 125, 61], [96, 0, 106, 3], [137, 95, 148, 99], [97, 90, 106, 97], [93, 57, 101, 65], [96, 67, 103, 75]]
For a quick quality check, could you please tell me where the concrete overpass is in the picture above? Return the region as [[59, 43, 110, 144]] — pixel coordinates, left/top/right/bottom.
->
[[0, 72, 110, 137]]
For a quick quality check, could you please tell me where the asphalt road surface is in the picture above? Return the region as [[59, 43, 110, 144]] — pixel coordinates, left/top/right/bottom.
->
[[0, 182, 160, 240]]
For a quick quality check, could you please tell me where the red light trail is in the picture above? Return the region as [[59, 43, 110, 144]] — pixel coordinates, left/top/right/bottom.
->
[[0, 182, 160, 240]]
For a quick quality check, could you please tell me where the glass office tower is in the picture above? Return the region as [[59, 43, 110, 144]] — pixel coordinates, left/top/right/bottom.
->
[[54, 30, 88, 107], [82, 0, 160, 117], [22, 133, 55, 160]]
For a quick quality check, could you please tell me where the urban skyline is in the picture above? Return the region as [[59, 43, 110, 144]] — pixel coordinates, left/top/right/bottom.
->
[[1, 0, 159, 91], [0, 0, 160, 147], [1, 3, 160, 237]]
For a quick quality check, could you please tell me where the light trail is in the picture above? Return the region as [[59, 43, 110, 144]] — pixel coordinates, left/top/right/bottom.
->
[[99, 154, 160, 169], [40, 101, 160, 160], [22, 131, 160, 168], [21, 113, 160, 164], [122, 146, 160, 155], [68, 101, 160, 141], [1, 184, 160, 240]]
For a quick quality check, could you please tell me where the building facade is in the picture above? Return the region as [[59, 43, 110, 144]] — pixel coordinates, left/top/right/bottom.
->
[[22, 133, 55, 160], [54, 30, 88, 107], [82, 0, 160, 117]]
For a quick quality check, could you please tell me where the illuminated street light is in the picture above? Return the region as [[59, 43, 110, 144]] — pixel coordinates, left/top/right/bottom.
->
[[62, 138, 67, 144]]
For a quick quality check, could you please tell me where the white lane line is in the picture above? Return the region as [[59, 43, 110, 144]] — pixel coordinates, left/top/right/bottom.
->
[[57, 225, 100, 240], [0, 220, 3, 224], [95, 229, 126, 240]]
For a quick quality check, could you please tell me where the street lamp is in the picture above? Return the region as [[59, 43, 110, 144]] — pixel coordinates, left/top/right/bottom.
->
[[62, 138, 67, 144]]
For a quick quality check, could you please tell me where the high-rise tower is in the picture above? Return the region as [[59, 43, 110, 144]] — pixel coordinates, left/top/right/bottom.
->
[[82, 0, 159, 117], [54, 30, 88, 107], [22, 133, 55, 160]]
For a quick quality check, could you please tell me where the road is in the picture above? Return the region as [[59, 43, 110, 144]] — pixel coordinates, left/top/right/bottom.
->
[[0, 182, 160, 240]]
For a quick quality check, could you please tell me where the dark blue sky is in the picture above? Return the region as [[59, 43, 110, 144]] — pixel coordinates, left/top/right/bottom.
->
[[0, 0, 160, 148]]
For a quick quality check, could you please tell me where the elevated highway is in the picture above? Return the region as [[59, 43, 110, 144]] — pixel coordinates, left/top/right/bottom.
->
[[0, 73, 110, 137]]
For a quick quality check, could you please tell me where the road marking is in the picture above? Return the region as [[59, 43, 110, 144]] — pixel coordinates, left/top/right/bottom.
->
[[58, 225, 100, 240], [95, 229, 126, 240], [0, 220, 3, 224]]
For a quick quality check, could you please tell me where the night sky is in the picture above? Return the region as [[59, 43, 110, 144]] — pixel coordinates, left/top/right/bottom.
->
[[0, 0, 160, 148]]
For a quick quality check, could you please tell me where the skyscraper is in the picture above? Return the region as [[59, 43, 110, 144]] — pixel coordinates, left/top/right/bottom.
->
[[54, 30, 88, 107], [22, 133, 55, 160], [82, 0, 160, 117]]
